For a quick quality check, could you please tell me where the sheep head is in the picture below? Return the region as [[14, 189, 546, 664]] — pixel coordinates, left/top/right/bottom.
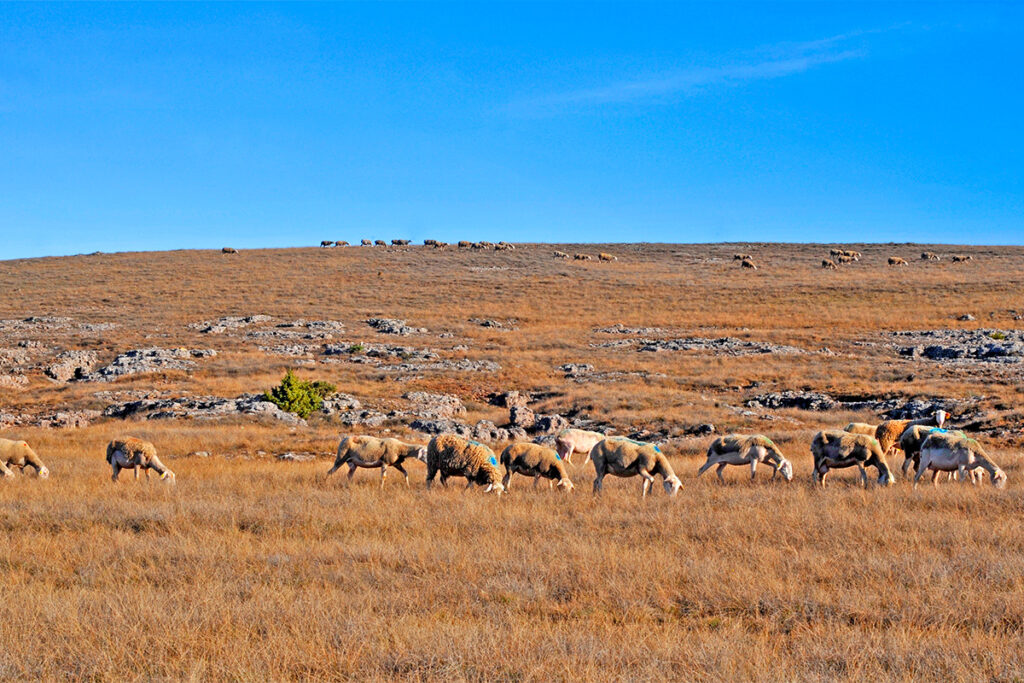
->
[[663, 476, 682, 496], [482, 482, 505, 495], [37, 465, 50, 479], [556, 478, 574, 493], [992, 469, 1007, 489], [160, 470, 177, 484], [778, 459, 794, 482], [414, 446, 428, 463], [877, 467, 896, 486], [935, 410, 948, 427]]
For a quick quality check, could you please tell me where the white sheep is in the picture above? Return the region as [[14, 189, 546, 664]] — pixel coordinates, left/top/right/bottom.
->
[[425, 434, 504, 494], [588, 437, 682, 497], [915, 432, 1006, 488], [898, 425, 968, 477], [0, 438, 49, 479], [810, 430, 894, 488], [697, 434, 793, 483], [106, 437, 175, 483], [554, 428, 606, 465], [553, 250, 570, 259], [500, 442, 573, 492], [326, 435, 427, 487], [844, 422, 878, 437]]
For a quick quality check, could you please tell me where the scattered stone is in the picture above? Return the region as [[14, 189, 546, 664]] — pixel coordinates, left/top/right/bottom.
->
[[276, 452, 317, 463], [385, 358, 500, 373], [45, 350, 98, 382], [188, 315, 272, 333], [469, 318, 517, 330], [594, 324, 667, 335], [324, 343, 438, 361], [410, 418, 474, 437], [559, 363, 595, 377], [532, 414, 569, 435], [0, 374, 28, 388], [104, 393, 305, 425], [82, 348, 216, 381], [0, 317, 115, 335], [687, 423, 715, 436], [745, 391, 837, 411], [489, 391, 530, 408], [509, 405, 536, 429], [893, 330, 1024, 364], [37, 410, 100, 429], [366, 318, 427, 335], [402, 392, 465, 419], [0, 348, 31, 366], [636, 337, 804, 355], [320, 393, 363, 414]]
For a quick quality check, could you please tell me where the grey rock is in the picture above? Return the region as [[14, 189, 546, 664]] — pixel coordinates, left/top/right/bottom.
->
[[532, 414, 569, 435], [366, 318, 427, 335], [46, 350, 99, 382], [402, 392, 465, 419], [508, 405, 536, 429], [85, 348, 217, 381]]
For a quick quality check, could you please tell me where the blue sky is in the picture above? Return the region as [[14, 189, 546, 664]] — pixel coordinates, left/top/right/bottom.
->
[[1, 2, 1022, 258]]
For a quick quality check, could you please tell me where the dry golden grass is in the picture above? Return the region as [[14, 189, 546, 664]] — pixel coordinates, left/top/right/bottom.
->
[[2, 243, 1024, 680]]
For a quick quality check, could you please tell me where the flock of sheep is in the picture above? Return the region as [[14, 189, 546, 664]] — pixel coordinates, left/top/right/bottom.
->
[[320, 410, 1006, 496], [822, 249, 975, 270], [7, 408, 998, 495]]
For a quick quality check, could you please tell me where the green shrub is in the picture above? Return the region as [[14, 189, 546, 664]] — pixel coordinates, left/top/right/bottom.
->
[[263, 370, 337, 419], [989, 331, 1007, 340], [348, 344, 365, 354]]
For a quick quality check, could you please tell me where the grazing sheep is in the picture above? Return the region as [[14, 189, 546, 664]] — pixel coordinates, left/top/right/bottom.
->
[[915, 432, 1006, 488], [832, 249, 860, 259], [875, 410, 948, 456], [425, 434, 504, 494], [553, 250, 570, 259], [375, 240, 387, 247], [221, 247, 238, 254], [495, 243, 514, 251], [952, 255, 973, 263], [458, 240, 472, 248], [500, 442, 573, 492], [326, 435, 426, 487], [734, 253, 753, 261], [573, 253, 592, 261], [589, 438, 682, 497], [697, 434, 793, 483], [844, 422, 878, 437], [822, 259, 838, 270], [810, 430, 894, 488], [836, 254, 855, 264], [432, 241, 448, 249], [335, 241, 349, 247], [0, 438, 49, 479], [888, 257, 908, 266], [361, 239, 373, 246], [740, 258, 757, 270], [321, 240, 333, 247], [471, 242, 488, 250], [598, 252, 617, 262], [424, 239, 438, 246], [392, 239, 412, 246], [921, 251, 940, 261], [106, 437, 175, 483], [899, 425, 965, 477], [554, 428, 606, 465]]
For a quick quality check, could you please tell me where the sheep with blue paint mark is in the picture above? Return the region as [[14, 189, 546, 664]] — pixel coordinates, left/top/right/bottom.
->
[[500, 442, 573, 492], [425, 434, 504, 494], [588, 437, 682, 497]]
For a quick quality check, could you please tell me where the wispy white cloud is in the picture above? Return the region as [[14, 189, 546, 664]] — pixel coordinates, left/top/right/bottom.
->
[[509, 26, 904, 115]]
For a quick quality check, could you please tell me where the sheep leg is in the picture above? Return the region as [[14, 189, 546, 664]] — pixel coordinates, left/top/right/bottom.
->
[[0, 462, 13, 478], [134, 465, 140, 481], [856, 464, 868, 488], [592, 472, 604, 495], [379, 466, 388, 489], [695, 459, 716, 479], [931, 469, 940, 487], [392, 463, 409, 487], [750, 459, 758, 481], [326, 460, 341, 477], [347, 463, 358, 481], [111, 463, 121, 483], [640, 471, 655, 498], [715, 462, 727, 484], [502, 470, 512, 491], [532, 475, 541, 490]]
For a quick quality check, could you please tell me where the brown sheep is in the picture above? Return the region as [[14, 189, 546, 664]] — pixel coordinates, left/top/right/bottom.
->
[[836, 254, 855, 264], [458, 240, 472, 248], [875, 410, 948, 456], [822, 259, 838, 270], [0, 438, 49, 479], [335, 240, 349, 247], [375, 240, 387, 246], [553, 250, 570, 259], [740, 258, 757, 270], [844, 422, 878, 437], [106, 437, 175, 483], [589, 437, 682, 497], [734, 253, 753, 261], [425, 434, 504, 494], [810, 430, 894, 487], [598, 252, 617, 262], [921, 251, 940, 261], [888, 257, 908, 266], [320, 240, 333, 247], [500, 442, 573, 492], [326, 435, 427, 487], [951, 255, 973, 262], [221, 247, 238, 254], [574, 253, 592, 261], [361, 239, 373, 246]]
